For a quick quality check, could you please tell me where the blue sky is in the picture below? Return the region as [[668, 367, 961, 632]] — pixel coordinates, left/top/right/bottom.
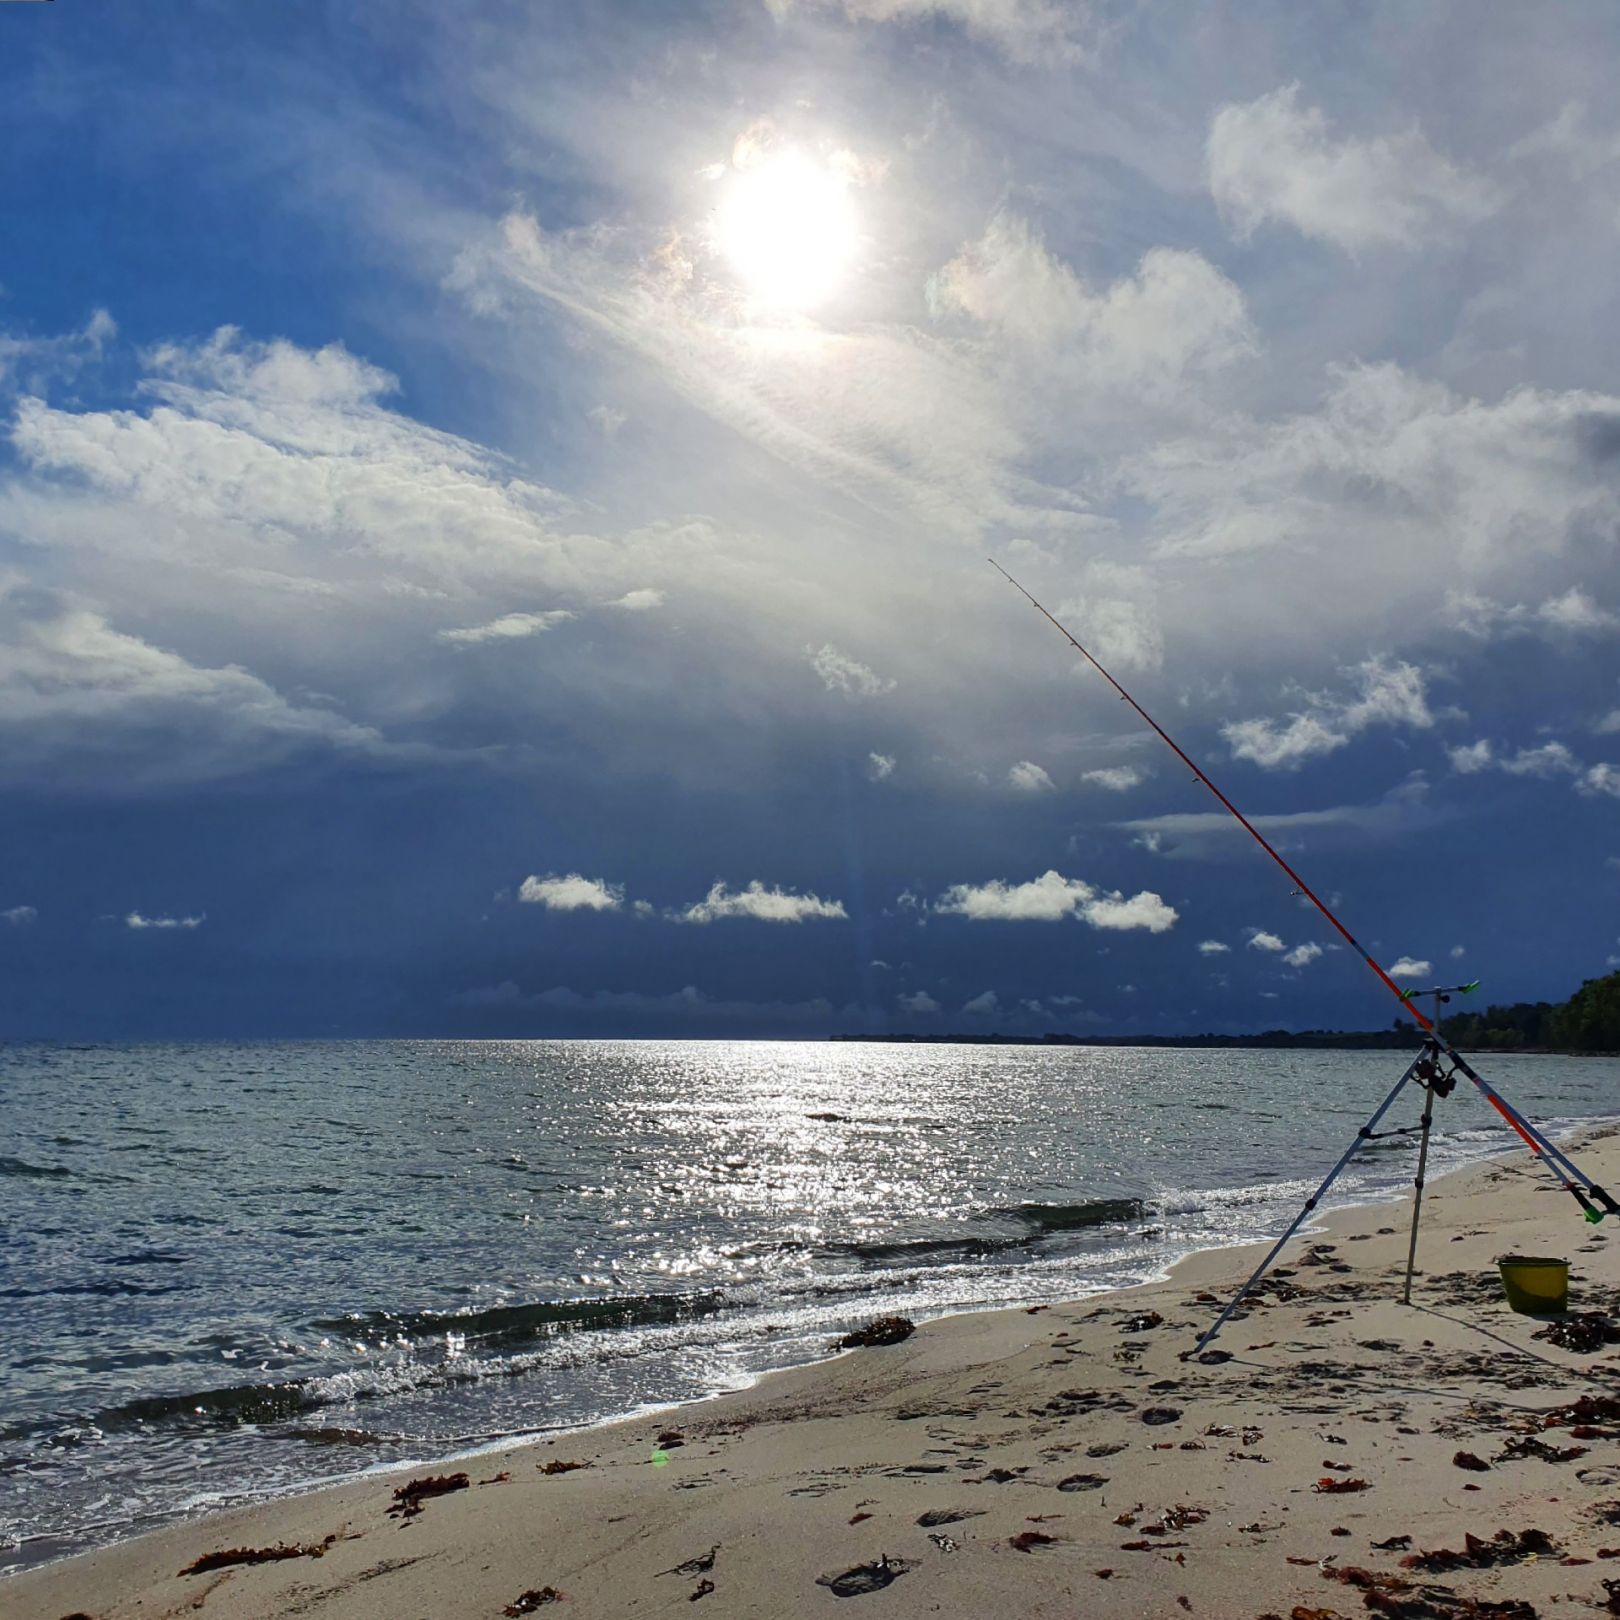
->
[[4, 0, 1620, 1039]]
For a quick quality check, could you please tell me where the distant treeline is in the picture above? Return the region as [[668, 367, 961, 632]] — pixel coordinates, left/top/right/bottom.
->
[[836, 969, 1620, 1053], [1437, 968, 1620, 1054]]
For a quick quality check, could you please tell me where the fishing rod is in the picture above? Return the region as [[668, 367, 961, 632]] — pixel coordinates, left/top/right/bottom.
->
[[989, 558, 1617, 1224]]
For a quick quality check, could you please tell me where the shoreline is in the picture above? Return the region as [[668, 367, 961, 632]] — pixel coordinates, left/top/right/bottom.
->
[[12, 1119, 1620, 1618]]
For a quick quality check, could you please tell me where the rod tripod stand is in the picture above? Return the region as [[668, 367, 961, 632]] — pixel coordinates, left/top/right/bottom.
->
[[1187, 984, 1616, 1361]]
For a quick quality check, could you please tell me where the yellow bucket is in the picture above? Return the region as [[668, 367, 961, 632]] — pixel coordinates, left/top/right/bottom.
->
[[1497, 1255, 1569, 1316]]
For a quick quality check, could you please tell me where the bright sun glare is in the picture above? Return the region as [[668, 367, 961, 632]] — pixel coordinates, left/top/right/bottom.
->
[[715, 151, 856, 312]]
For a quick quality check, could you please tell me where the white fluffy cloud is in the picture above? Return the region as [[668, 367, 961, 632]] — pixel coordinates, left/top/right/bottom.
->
[[1223, 658, 1433, 770], [1208, 84, 1497, 252], [1008, 759, 1055, 793], [808, 644, 894, 698], [1446, 587, 1620, 640], [1083, 765, 1145, 791], [439, 610, 574, 644], [867, 751, 896, 781], [935, 869, 1177, 931], [1283, 942, 1323, 968], [126, 911, 204, 930], [674, 880, 848, 924], [3, 904, 38, 925], [1389, 956, 1432, 980], [962, 988, 1000, 1015], [898, 989, 939, 1013], [1248, 930, 1285, 952], [518, 872, 624, 912], [1197, 939, 1230, 955]]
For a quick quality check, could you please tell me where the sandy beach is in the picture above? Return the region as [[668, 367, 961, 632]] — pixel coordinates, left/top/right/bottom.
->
[[11, 1125, 1620, 1620]]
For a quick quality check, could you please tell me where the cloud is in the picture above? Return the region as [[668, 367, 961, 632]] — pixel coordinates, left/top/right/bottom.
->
[[1450, 945, 1467, 959], [898, 989, 939, 1013], [810, 0, 1087, 62], [962, 988, 1000, 1015], [1449, 737, 1583, 781], [1197, 939, 1230, 955], [439, 610, 574, 644], [1248, 930, 1285, 952], [126, 911, 204, 930], [0, 308, 116, 392], [1082, 765, 1145, 791], [674, 880, 847, 924], [1008, 759, 1055, 793], [808, 644, 894, 698], [1445, 586, 1620, 639], [1579, 764, 1620, 800], [867, 751, 896, 781], [1223, 658, 1433, 770], [1389, 956, 1432, 980], [610, 588, 664, 611], [1283, 942, 1323, 968], [449, 979, 839, 1024], [1208, 84, 1497, 252], [935, 869, 1177, 931], [1448, 739, 1495, 775], [932, 214, 1252, 385], [517, 872, 624, 912], [2, 904, 37, 925]]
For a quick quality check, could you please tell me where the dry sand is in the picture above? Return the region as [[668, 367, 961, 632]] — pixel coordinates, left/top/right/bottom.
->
[[11, 1125, 1620, 1620]]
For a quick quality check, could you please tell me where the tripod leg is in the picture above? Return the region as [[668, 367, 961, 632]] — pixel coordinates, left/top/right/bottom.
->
[[1401, 1079, 1437, 1306], [1187, 1053, 1425, 1360]]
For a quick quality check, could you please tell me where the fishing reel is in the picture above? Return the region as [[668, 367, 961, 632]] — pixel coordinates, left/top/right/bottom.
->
[[1414, 1049, 1457, 1099]]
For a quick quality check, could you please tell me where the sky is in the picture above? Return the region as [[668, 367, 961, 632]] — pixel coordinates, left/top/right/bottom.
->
[[4, 0, 1620, 1039]]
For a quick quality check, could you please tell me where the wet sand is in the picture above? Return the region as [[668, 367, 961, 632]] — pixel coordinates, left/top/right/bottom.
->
[[11, 1125, 1620, 1620]]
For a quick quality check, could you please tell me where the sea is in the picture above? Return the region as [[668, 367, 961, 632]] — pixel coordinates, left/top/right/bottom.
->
[[3, 1040, 1616, 1575]]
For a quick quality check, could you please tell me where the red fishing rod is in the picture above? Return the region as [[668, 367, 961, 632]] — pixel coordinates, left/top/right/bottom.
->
[[990, 559, 1616, 1223]]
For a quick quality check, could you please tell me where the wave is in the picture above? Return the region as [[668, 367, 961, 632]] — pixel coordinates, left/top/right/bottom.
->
[[0, 1156, 72, 1180], [994, 1197, 1149, 1232]]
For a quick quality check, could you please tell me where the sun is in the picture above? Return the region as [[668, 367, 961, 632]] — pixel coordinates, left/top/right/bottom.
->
[[714, 150, 857, 313]]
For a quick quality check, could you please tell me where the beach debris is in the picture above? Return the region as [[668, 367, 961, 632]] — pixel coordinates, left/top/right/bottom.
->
[[539, 1458, 588, 1475], [926, 1532, 958, 1553], [1121, 1538, 1188, 1551], [815, 1555, 913, 1597], [1604, 1577, 1620, 1613], [1095, 1567, 1114, 1578], [504, 1589, 564, 1614], [1532, 1314, 1620, 1354], [690, 1579, 715, 1602], [658, 1546, 719, 1577], [1496, 1435, 1587, 1464], [969, 1467, 1025, 1484], [657, 1429, 686, 1448], [1120, 1310, 1164, 1332], [1371, 1536, 1413, 1551], [1240, 1522, 1282, 1534], [916, 1508, 982, 1526], [1322, 1566, 1412, 1593], [836, 1316, 915, 1350], [179, 1535, 338, 1575], [479, 1470, 511, 1484], [1322, 1460, 1355, 1472], [1008, 1531, 1057, 1553], [1160, 1505, 1210, 1531], [1194, 1349, 1233, 1364], [1332, 1527, 1352, 1538], [1141, 1406, 1183, 1425], [1452, 1452, 1491, 1472], [1546, 1394, 1620, 1429], [1087, 1441, 1128, 1457], [1057, 1473, 1109, 1491], [387, 1472, 469, 1520], [848, 1512, 872, 1525], [1313, 1478, 1370, 1494], [1402, 1528, 1560, 1572]]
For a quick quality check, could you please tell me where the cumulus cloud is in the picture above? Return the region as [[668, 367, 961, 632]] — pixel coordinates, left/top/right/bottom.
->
[[3, 904, 37, 925], [674, 880, 848, 924], [126, 911, 204, 930], [808, 644, 894, 698], [1445, 586, 1620, 639], [1083, 765, 1145, 791], [1579, 764, 1620, 799], [1389, 956, 1432, 980], [962, 988, 1000, 1015], [1450, 737, 1584, 781], [517, 872, 624, 912], [1208, 84, 1497, 252], [1197, 939, 1230, 955], [1223, 658, 1433, 770], [610, 588, 664, 611], [898, 989, 939, 1013], [1008, 759, 1055, 793], [439, 610, 574, 644], [1247, 930, 1285, 952], [1283, 942, 1323, 968], [933, 213, 1252, 385], [867, 751, 896, 781], [934, 869, 1177, 931]]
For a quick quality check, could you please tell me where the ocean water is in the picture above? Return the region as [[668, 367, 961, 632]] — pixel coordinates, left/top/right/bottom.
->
[[2, 1039, 1616, 1574]]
